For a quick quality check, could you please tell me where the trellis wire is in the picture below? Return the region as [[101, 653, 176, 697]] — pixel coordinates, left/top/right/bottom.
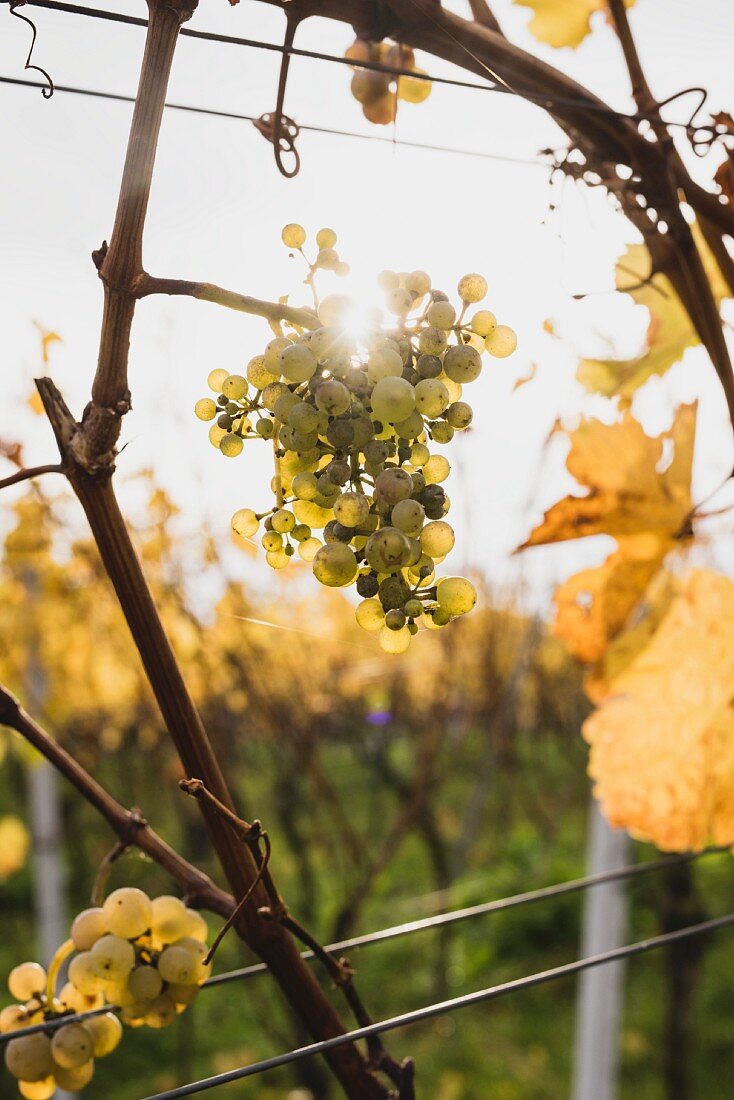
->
[[0, 844, 726, 1044], [142, 912, 734, 1098]]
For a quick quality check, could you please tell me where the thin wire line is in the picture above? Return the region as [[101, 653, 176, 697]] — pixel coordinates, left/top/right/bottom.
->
[[143, 912, 734, 1098], [0, 845, 726, 1045], [0, 0, 718, 135], [0, 74, 545, 165]]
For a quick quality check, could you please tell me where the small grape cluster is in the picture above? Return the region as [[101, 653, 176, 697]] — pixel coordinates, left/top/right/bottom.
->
[[344, 38, 430, 124], [195, 225, 517, 654], [2, 889, 209, 1098]]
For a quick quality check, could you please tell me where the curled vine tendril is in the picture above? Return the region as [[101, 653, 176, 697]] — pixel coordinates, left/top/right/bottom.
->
[[9, 0, 54, 99]]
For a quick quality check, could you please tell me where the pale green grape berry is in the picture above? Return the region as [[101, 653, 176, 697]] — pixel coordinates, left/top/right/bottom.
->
[[281, 223, 306, 248], [391, 499, 425, 537], [222, 374, 247, 400], [333, 492, 370, 528], [377, 270, 399, 291], [0, 1006, 31, 1034], [289, 402, 319, 433], [194, 398, 217, 421], [443, 345, 482, 383], [312, 543, 358, 587], [316, 227, 337, 249], [292, 472, 320, 501], [90, 934, 135, 982], [367, 347, 403, 384], [426, 301, 456, 329], [298, 537, 322, 562], [355, 599, 385, 631], [256, 418, 275, 438], [18, 1077, 56, 1099], [158, 946, 198, 985], [318, 294, 352, 326], [84, 1012, 123, 1057], [262, 382, 291, 412], [371, 377, 416, 424], [294, 499, 333, 529], [404, 598, 423, 618], [172, 938, 211, 983], [410, 442, 430, 467], [386, 287, 413, 315], [71, 908, 108, 952], [58, 982, 102, 1014], [68, 953, 107, 996], [485, 324, 517, 357], [423, 454, 450, 484], [316, 379, 351, 416], [420, 520, 455, 557], [4, 1034, 53, 1081], [394, 409, 425, 439], [51, 1023, 94, 1070], [471, 310, 496, 337], [437, 576, 477, 616], [431, 421, 454, 444], [291, 523, 311, 542], [54, 1060, 95, 1091], [207, 368, 229, 392], [385, 608, 407, 630], [418, 326, 448, 356], [457, 273, 488, 303], [183, 909, 208, 943], [316, 247, 339, 270], [220, 433, 244, 457], [406, 270, 431, 295], [264, 336, 292, 372], [231, 509, 259, 539], [375, 467, 413, 504], [168, 983, 200, 1006], [414, 378, 449, 419], [8, 963, 46, 1002], [272, 509, 296, 534], [146, 993, 178, 1029], [128, 965, 163, 1002], [102, 887, 152, 939], [262, 531, 283, 552], [246, 355, 278, 390], [379, 624, 411, 654], [446, 401, 473, 429], [307, 327, 342, 361], [279, 344, 317, 383], [365, 527, 411, 573]]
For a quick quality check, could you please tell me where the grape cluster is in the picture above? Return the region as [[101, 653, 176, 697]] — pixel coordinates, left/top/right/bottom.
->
[[344, 38, 430, 124], [195, 225, 517, 653], [2, 889, 209, 1097]]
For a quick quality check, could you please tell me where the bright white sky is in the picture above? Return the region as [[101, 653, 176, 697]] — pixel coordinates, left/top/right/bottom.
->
[[1, 0, 733, 612]]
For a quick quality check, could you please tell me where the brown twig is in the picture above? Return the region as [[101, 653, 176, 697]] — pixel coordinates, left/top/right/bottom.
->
[[134, 273, 320, 329], [0, 463, 64, 491]]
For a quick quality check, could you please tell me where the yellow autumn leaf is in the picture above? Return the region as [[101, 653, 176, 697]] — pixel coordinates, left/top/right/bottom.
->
[[584, 569, 734, 851], [520, 404, 696, 662], [578, 225, 730, 396], [514, 0, 633, 49], [0, 815, 30, 880]]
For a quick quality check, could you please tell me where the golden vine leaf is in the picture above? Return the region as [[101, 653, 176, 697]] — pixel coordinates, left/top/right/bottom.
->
[[578, 227, 729, 397], [520, 404, 696, 662], [514, 0, 633, 49], [584, 569, 734, 851]]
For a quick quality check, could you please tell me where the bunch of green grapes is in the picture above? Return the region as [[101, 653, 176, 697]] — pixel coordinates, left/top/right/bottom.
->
[[344, 38, 430, 124], [2, 889, 209, 1097], [195, 224, 517, 654]]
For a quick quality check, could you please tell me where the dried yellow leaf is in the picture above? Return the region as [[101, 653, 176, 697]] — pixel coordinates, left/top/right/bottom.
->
[[514, 0, 633, 49]]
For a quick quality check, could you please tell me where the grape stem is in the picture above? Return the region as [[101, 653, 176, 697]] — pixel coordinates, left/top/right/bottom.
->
[[272, 428, 285, 509], [45, 939, 75, 1010]]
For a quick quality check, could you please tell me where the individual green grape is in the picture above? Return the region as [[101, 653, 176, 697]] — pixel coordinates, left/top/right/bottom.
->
[[312, 543, 358, 587], [385, 608, 407, 630], [431, 421, 454, 444], [67, 954, 108, 997], [418, 326, 448, 356], [51, 1023, 94, 1069], [194, 398, 217, 421], [385, 287, 413, 315], [292, 472, 320, 501], [443, 344, 482, 383], [405, 270, 431, 295], [222, 374, 247, 400], [84, 1012, 123, 1057], [183, 908, 208, 943], [315, 379, 351, 416], [371, 377, 416, 423], [294, 500, 333, 529], [272, 509, 296, 534], [220, 433, 244, 458], [262, 531, 283, 552], [375, 467, 413, 504], [264, 336, 292, 372], [167, 983, 199, 1006], [207, 368, 229, 392], [231, 509, 259, 538], [333, 492, 370, 528], [367, 347, 403, 384], [393, 409, 425, 439], [291, 523, 311, 542], [278, 344, 317, 383], [306, 326, 343, 360], [410, 442, 430, 466], [54, 1060, 95, 1091], [18, 1077, 56, 1100], [485, 324, 517, 357], [256, 418, 274, 438], [365, 527, 411, 573], [377, 270, 399, 291], [102, 887, 152, 939], [420, 520, 455, 557], [4, 1035, 54, 1081], [288, 402, 319, 433], [436, 576, 477, 615], [457, 273, 488, 303], [246, 355, 278, 390], [261, 381, 291, 411], [446, 401, 473, 429], [355, 599, 385, 631], [416, 353, 442, 379], [379, 624, 411, 653], [298, 537, 322, 562], [316, 227, 337, 249], [58, 983, 103, 1015], [318, 294, 352, 326], [414, 378, 449, 419], [128, 965, 163, 1002], [470, 310, 496, 337], [8, 963, 46, 1002], [70, 908, 107, 952], [316, 247, 339, 270], [171, 938, 211, 983], [0, 1006, 33, 1034], [442, 376, 463, 404], [158, 946, 199, 986], [397, 71, 431, 104], [391, 498, 425, 536], [281, 223, 306, 248], [404, 597, 423, 618], [426, 300, 456, 329], [90, 934, 135, 982], [146, 992, 178, 1029]]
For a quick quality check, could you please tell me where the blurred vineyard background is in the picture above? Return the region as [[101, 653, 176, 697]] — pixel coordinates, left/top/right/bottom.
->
[[2, 479, 734, 1099]]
